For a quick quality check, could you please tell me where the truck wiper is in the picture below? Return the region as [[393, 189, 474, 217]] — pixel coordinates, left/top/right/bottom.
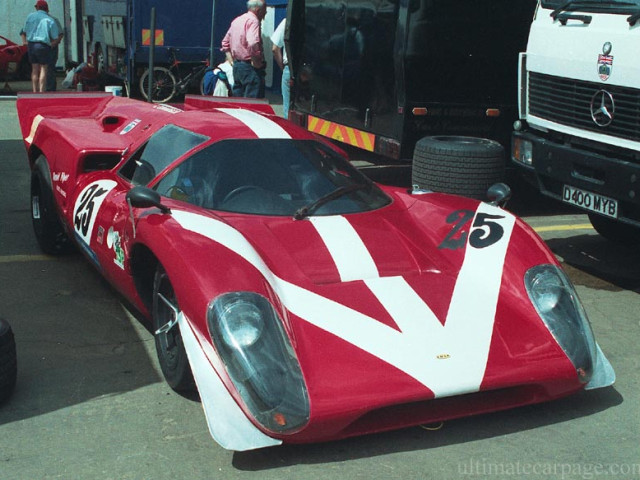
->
[[627, 11, 640, 25], [550, 0, 635, 18], [293, 183, 368, 220]]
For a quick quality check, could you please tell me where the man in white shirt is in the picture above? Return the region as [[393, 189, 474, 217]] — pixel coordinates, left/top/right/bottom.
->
[[271, 19, 290, 119]]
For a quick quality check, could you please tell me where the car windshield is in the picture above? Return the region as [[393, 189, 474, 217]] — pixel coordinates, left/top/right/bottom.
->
[[152, 139, 391, 216], [119, 124, 209, 186]]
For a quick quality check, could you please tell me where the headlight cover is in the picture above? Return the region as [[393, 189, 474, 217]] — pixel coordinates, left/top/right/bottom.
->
[[525, 265, 597, 384], [208, 292, 309, 434]]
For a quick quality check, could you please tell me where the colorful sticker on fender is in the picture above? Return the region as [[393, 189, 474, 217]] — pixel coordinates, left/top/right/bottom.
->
[[107, 227, 125, 269], [73, 180, 117, 247]]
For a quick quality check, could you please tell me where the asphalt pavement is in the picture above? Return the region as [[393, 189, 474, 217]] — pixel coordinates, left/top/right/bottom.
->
[[0, 96, 638, 480]]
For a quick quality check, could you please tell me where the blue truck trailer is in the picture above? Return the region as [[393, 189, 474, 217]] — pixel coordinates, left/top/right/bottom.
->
[[80, 0, 246, 96]]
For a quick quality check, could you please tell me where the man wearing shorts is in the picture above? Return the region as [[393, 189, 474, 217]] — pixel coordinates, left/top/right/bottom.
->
[[20, 1, 60, 92]]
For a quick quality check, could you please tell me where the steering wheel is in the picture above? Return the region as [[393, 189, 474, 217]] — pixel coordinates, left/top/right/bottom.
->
[[221, 185, 266, 205], [166, 185, 189, 201]]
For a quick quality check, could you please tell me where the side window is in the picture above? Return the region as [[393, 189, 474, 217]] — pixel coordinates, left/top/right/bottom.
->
[[154, 146, 219, 209], [119, 124, 209, 186]]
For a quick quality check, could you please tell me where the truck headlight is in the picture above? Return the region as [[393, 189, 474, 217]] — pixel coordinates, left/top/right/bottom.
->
[[525, 265, 597, 383], [208, 292, 309, 433], [513, 137, 533, 166]]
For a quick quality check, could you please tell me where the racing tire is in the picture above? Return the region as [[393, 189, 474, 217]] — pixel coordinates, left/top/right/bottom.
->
[[0, 319, 17, 405], [411, 136, 505, 200], [152, 264, 195, 392], [31, 156, 73, 255], [588, 213, 640, 245], [139, 67, 177, 103]]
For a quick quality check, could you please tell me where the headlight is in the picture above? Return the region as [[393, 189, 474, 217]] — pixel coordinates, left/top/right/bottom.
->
[[208, 292, 309, 434], [525, 265, 597, 383], [513, 137, 533, 166]]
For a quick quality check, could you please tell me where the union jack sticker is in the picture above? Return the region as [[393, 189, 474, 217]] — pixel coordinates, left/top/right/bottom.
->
[[597, 54, 613, 81]]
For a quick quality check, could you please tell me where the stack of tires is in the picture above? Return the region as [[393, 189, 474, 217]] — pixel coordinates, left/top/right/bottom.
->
[[411, 136, 505, 199], [0, 319, 17, 404]]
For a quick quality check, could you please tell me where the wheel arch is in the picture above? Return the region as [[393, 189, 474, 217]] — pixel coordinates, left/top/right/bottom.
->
[[129, 243, 160, 313], [28, 146, 46, 171]]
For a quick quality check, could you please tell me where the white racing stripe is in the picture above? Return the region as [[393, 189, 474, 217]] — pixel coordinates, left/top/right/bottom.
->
[[218, 108, 291, 139], [25, 114, 44, 145], [309, 216, 379, 282], [178, 312, 281, 451], [172, 204, 516, 397]]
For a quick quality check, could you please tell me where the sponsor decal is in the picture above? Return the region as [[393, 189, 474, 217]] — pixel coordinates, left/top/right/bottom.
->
[[52, 172, 69, 183], [154, 104, 182, 114], [120, 119, 141, 135], [106, 227, 125, 269], [55, 185, 67, 198], [597, 42, 613, 81]]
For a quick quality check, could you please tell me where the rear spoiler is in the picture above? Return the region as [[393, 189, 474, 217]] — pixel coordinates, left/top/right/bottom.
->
[[183, 95, 275, 115], [16, 92, 114, 143]]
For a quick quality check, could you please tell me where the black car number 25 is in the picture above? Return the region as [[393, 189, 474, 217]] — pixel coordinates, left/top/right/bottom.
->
[[74, 184, 109, 237], [439, 209, 505, 250]]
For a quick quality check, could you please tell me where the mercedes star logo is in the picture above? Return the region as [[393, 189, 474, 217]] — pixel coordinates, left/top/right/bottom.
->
[[590, 90, 615, 127]]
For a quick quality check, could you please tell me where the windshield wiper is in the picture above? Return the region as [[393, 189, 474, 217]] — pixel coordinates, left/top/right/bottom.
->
[[628, 11, 640, 25], [552, 0, 637, 18], [293, 183, 368, 220]]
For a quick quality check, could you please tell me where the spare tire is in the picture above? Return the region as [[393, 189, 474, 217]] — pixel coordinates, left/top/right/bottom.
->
[[411, 136, 505, 199], [0, 319, 17, 404]]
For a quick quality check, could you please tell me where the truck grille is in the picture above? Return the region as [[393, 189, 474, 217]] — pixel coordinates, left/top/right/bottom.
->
[[528, 72, 640, 142]]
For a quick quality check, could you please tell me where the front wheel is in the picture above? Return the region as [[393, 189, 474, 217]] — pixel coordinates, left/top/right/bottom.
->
[[152, 264, 194, 391], [139, 66, 177, 103]]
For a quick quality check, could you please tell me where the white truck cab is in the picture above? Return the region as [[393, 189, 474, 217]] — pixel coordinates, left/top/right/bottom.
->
[[512, 0, 640, 243]]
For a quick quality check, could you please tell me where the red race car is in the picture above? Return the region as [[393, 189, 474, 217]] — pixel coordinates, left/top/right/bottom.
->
[[16, 93, 615, 451], [0, 36, 29, 80]]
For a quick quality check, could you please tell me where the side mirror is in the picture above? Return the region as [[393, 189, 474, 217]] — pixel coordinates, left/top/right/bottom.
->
[[486, 183, 512, 207], [126, 186, 171, 214]]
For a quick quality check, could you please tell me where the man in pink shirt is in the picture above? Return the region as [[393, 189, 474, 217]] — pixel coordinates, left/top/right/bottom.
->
[[221, 0, 267, 98]]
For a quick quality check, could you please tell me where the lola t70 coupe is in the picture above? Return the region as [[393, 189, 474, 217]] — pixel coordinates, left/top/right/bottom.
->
[[16, 93, 615, 451]]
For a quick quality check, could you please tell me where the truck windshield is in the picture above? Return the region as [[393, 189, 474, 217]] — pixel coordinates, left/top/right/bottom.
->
[[404, 0, 535, 105], [540, 0, 640, 11]]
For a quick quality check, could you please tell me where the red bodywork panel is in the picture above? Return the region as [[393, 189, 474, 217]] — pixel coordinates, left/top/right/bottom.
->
[[0, 36, 28, 78], [16, 93, 589, 446]]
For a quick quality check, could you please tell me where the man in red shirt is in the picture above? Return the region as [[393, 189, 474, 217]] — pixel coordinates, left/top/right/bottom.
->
[[221, 0, 267, 98]]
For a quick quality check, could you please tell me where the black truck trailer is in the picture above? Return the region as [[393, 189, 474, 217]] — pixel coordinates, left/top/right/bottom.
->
[[285, 0, 536, 197]]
